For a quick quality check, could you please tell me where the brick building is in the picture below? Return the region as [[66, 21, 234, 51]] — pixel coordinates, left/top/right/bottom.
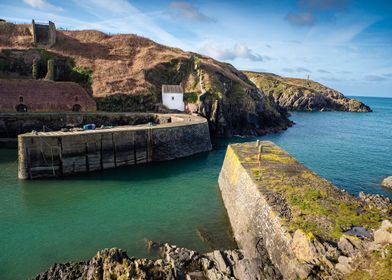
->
[[0, 79, 96, 112]]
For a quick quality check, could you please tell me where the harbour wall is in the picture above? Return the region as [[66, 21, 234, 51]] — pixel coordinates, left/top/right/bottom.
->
[[218, 141, 390, 279], [18, 114, 212, 179], [0, 112, 162, 139], [218, 142, 308, 279]]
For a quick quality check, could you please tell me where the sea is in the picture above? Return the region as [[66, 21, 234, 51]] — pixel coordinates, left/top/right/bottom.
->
[[0, 96, 391, 279]]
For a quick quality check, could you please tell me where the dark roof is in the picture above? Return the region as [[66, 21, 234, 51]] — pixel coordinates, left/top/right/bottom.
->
[[162, 84, 183, 94]]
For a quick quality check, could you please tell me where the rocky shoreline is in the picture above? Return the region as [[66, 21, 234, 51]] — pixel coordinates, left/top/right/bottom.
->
[[244, 72, 372, 113]]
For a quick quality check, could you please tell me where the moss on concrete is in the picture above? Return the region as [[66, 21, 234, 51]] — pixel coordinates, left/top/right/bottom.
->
[[230, 141, 391, 241]]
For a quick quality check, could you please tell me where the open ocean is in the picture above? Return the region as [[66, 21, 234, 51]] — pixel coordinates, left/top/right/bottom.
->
[[0, 96, 391, 279]]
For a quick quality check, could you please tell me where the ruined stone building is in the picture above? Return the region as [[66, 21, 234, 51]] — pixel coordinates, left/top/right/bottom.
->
[[0, 79, 96, 112], [30, 20, 56, 47]]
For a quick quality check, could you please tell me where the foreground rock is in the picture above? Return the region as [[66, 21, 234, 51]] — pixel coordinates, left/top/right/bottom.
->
[[244, 71, 372, 112], [33, 243, 281, 280], [381, 176, 392, 189]]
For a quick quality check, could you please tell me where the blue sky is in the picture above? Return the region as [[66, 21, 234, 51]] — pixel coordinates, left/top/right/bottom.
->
[[1, 0, 392, 97]]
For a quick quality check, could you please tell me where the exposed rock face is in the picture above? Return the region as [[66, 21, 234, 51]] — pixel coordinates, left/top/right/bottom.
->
[[244, 71, 372, 112], [33, 244, 281, 280], [381, 176, 392, 189], [359, 191, 392, 215], [0, 22, 292, 137]]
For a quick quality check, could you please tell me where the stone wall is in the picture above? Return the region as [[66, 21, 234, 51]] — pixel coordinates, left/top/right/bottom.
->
[[218, 141, 391, 279], [218, 143, 308, 279], [18, 114, 212, 179], [30, 20, 56, 47], [0, 79, 96, 113], [0, 112, 158, 138]]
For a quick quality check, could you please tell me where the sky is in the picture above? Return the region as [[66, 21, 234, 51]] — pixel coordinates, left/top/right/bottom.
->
[[1, 0, 392, 97]]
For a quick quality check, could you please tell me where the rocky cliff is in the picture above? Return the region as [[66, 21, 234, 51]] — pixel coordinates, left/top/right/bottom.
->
[[0, 21, 292, 137], [244, 72, 371, 112]]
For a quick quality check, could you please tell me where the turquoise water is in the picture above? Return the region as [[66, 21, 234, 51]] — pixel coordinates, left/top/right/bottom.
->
[[1, 96, 391, 279]]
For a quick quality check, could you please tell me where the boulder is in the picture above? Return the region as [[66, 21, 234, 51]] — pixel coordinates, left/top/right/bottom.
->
[[374, 220, 392, 245], [381, 176, 392, 189]]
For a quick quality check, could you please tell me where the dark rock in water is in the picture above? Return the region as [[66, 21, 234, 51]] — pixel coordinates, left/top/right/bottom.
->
[[145, 239, 161, 253], [196, 227, 216, 249]]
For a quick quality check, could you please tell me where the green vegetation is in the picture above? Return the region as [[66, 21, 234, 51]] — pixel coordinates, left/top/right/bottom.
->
[[44, 59, 55, 81], [0, 60, 10, 71], [70, 66, 93, 89], [96, 93, 157, 112], [30, 49, 93, 89], [184, 92, 198, 103], [1, 49, 11, 57], [32, 59, 38, 79], [232, 142, 391, 241], [345, 245, 392, 280]]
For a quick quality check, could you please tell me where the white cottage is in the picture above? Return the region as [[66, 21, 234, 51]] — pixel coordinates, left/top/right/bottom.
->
[[162, 84, 184, 111]]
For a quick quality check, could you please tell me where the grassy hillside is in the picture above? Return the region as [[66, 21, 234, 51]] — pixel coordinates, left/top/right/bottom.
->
[[0, 21, 291, 137]]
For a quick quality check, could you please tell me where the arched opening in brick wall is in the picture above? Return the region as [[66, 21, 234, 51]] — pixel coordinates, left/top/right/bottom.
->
[[72, 104, 82, 112], [16, 104, 28, 112]]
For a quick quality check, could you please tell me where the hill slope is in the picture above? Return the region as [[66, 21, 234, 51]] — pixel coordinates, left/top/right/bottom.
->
[[0, 22, 291, 137], [244, 71, 371, 112]]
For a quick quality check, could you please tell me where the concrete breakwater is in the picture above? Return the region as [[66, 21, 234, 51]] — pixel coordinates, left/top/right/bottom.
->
[[218, 141, 391, 279], [18, 114, 212, 179]]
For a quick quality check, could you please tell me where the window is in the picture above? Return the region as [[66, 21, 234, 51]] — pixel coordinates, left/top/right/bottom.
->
[[75, 96, 79, 102], [72, 104, 82, 112], [19, 96, 24, 103]]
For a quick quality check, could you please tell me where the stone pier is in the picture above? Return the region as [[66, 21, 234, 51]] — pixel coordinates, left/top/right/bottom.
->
[[18, 114, 212, 179], [218, 141, 390, 279]]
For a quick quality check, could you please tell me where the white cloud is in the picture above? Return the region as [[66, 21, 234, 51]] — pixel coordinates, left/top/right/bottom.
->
[[200, 43, 269, 62], [73, 0, 188, 50], [168, 2, 215, 22], [285, 12, 315, 27], [23, 0, 62, 11]]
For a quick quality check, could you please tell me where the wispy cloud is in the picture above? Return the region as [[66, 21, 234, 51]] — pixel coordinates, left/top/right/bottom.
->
[[72, 0, 188, 49], [285, 12, 314, 27], [363, 74, 388, 82], [283, 67, 312, 73], [299, 0, 352, 12], [23, 0, 62, 11], [167, 2, 215, 22], [318, 69, 331, 74], [200, 43, 269, 62], [286, 0, 352, 27], [339, 70, 352, 74]]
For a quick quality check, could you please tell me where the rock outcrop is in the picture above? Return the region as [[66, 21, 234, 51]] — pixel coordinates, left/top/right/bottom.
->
[[244, 71, 372, 112], [0, 21, 292, 137], [33, 243, 281, 280], [381, 176, 392, 189]]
